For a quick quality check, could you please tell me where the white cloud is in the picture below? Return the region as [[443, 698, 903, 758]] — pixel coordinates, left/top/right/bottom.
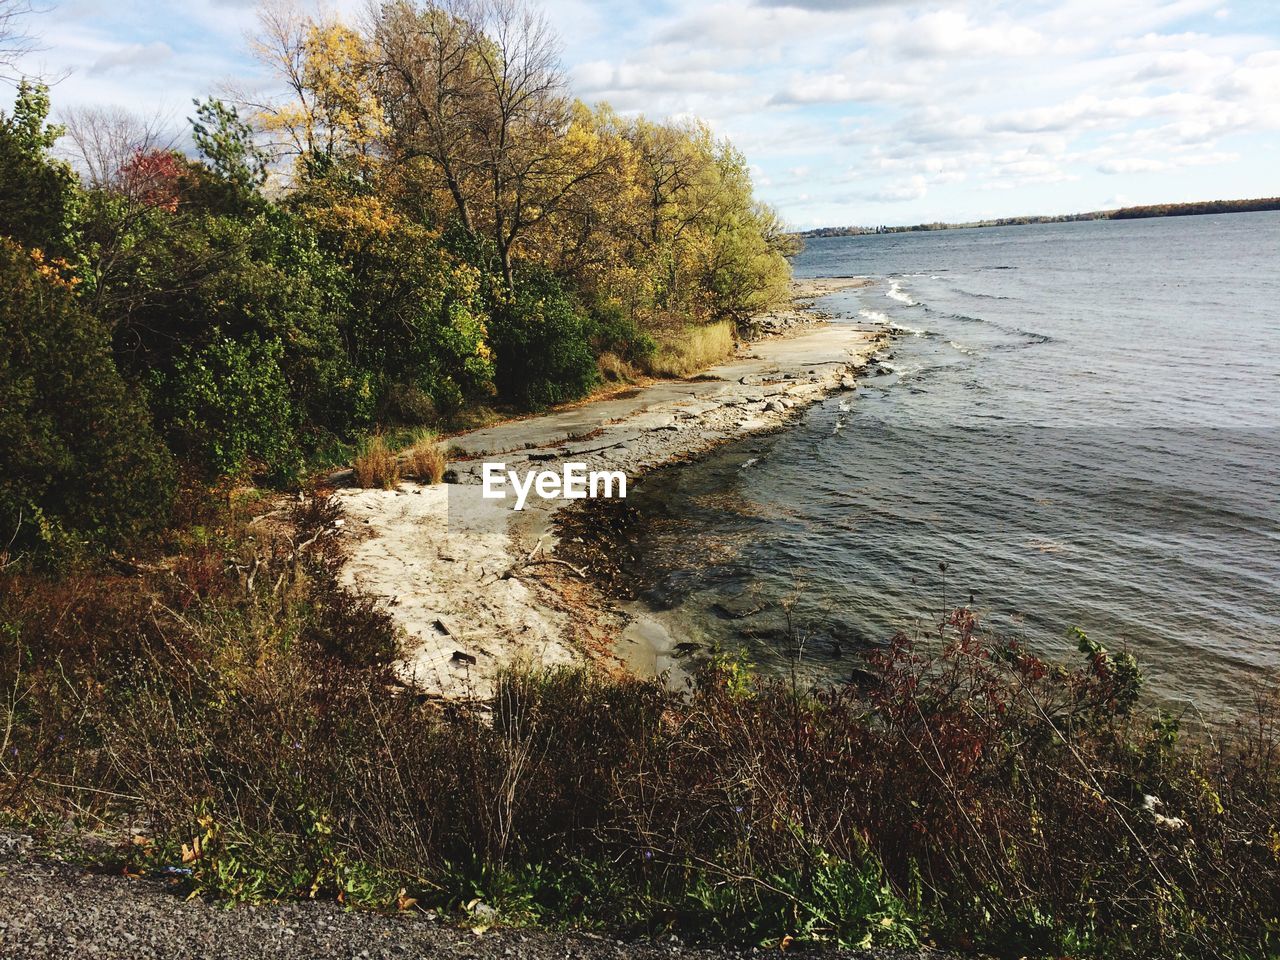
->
[[88, 41, 173, 76], [869, 10, 1048, 60], [1097, 151, 1239, 173], [869, 174, 928, 201], [770, 73, 927, 105]]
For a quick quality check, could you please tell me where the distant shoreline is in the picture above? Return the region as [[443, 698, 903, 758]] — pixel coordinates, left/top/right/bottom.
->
[[798, 195, 1280, 239]]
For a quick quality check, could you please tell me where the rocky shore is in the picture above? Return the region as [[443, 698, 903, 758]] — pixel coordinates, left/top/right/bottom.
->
[[334, 278, 887, 698]]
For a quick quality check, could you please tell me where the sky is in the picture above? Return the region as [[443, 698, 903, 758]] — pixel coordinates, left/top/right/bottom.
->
[[7, 0, 1279, 228]]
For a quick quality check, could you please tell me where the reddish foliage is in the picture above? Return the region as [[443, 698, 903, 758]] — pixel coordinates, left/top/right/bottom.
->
[[118, 149, 183, 212]]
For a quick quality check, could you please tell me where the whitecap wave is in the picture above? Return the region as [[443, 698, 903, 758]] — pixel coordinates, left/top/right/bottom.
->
[[886, 280, 917, 306], [858, 309, 890, 324], [890, 323, 927, 337]]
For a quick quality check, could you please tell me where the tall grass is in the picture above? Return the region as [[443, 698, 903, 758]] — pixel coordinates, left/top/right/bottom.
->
[[352, 435, 400, 489], [645, 321, 735, 378], [403, 433, 447, 484]]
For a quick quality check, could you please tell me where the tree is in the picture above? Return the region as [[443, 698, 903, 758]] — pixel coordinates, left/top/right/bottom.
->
[[190, 98, 268, 192], [0, 237, 175, 557], [60, 104, 174, 191], [0, 0, 37, 80], [0, 81, 76, 256], [245, 1, 385, 171], [373, 0, 619, 287], [373, 0, 487, 237]]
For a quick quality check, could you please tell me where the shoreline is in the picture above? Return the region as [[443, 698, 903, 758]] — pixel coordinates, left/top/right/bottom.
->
[[334, 277, 888, 698]]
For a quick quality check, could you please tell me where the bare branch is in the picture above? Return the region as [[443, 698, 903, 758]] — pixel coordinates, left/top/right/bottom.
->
[[58, 104, 176, 189], [0, 0, 41, 81]]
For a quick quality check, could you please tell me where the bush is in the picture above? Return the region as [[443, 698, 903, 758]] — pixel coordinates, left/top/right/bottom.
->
[[592, 300, 656, 366], [352, 435, 399, 489], [295, 187, 495, 412], [597, 351, 638, 382], [404, 440, 446, 484], [645, 320, 735, 378], [489, 271, 600, 409], [0, 238, 175, 558], [156, 334, 299, 480], [301, 570, 399, 668], [382, 382, 436, 425], [5, 575, 1280, 957]]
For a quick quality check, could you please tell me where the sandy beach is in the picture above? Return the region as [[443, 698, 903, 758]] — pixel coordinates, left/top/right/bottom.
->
[[334, 278, 886, 699]]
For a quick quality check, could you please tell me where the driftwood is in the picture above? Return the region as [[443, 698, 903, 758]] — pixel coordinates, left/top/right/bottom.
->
[[497, 536, 587, 581], [514, 556, 588, 578]]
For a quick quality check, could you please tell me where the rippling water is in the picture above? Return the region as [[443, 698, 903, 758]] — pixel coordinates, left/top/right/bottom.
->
[[622, 213, 1280, 711]]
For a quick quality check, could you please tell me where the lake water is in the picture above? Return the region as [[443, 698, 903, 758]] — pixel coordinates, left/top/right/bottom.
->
[[622, 212, 1280, 712]]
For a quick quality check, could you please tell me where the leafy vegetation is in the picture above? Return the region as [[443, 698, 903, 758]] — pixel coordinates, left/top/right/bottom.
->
[[0, 0, 793, 560], [1, 503, 1278, 958]]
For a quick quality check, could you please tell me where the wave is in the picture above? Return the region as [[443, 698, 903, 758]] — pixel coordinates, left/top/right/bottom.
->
[[886, 280, 917, 306], [858, 309, 890, 324], [940, 310, 1053, 346], [891, 323, 930, 337], [991, 335, 1054, 351], [949, 340, 976, 355], [952, 287, 1015, 301]]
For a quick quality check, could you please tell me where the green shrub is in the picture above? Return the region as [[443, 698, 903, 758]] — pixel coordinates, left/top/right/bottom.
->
[[157, 334, 299, 480], [0, 83, 78, 258], [429, 376, 465, 416], [294, 182, 495, 414], [489, 270, 600, 409], [592, 300, 656, 366], [0, 238, 175, 557], [382, 382, 436, 424]]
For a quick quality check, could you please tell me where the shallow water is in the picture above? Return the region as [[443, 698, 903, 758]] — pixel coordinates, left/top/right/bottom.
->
[[622, 213, 1280, 711]]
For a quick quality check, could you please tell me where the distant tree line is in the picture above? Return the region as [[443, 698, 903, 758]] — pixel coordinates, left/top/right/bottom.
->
[[0, 0, 794, 560], [799, 196, 1280, 238]]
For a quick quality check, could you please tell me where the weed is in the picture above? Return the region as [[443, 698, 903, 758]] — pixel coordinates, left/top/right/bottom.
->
[[353, 436, 400, 489], [645, 321, 735, 378], [404, 440, 447, 485]]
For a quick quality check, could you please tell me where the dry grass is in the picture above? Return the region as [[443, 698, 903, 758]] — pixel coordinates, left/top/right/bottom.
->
[[353, 436, 400, 489], [5, 542, 1280, 957], [597, 351, 638, 382], [404, 439, 446, 484], [644, 320, 735, 378]]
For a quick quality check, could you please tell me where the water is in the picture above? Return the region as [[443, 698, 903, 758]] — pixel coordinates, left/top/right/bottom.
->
[[622, 213, 1280, 711]]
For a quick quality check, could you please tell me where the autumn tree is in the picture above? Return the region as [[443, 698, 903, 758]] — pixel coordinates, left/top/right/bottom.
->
[[60, 105, 173, 191], [246, 0, 384, 172], [372, 0, 621, 287]]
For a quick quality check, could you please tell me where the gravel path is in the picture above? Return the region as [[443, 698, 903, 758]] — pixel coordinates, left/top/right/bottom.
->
[[0, 835, 955, 960]]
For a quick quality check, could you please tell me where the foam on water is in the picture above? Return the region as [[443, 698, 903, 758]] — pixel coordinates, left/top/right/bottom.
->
[[886, 279, 917, 305]]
